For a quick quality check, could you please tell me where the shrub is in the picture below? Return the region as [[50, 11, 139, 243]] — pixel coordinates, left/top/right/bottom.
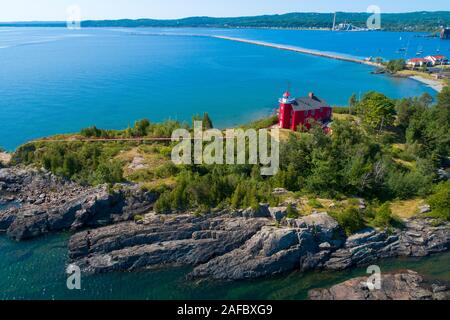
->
[[241, 115, 278, 130], [332, 107, 351, 114], [155, 163, 179, 178], [372, 203, 394, 229], [427, 182, 450, 221], [331, 207, 366, 236], [308, 198, 324, 209], [387, 170, 431, 199], [286, 204, 299, 219], [154, 191, 172, 214], [80, 126, 102, 138], [94, 160, 124, 184]]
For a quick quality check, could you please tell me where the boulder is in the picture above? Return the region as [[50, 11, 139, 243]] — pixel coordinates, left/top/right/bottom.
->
[[241, 204, 271, 219], [268, 207, 287, 222], [419, 205, 431, 214], [309, 270, 449, 300]]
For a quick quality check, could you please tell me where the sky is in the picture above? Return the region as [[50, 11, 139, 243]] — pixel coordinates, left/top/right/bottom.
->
[[0, 0, 449, 22]]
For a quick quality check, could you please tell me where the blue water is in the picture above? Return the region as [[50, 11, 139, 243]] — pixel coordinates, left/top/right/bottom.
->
[[0, 27, 443, 151], [0, 233, 448, 300]]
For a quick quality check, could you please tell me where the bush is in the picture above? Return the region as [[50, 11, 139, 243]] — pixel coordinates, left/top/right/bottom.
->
[[427, 182, 450, 221], [154, 191, 172, 214], [332, 107, 351, 114], [286, 204, 299, 219], [331, 208, 366, 236], [372, 203, 394, 229], [387, 169, 431, 199], [80, 126, 103, 138], [308, 198, 324, 209], [385, 59, 405, 73], [241, 115, 278, 130], [94, 160, 124, 184]]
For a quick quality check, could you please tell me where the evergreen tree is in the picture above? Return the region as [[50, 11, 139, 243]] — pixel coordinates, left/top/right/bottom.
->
[[348, 93, 358, 114], [202, 112, 214, 129], [437, 86, 450, 110]]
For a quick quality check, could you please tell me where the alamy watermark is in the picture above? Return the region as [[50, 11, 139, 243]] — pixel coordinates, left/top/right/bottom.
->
[[366, 265, 382, 291], [66, 264, 81, 290], [171, 121, 280, 176], [367, 5, 381, 30], [66, 5, 82, 30]]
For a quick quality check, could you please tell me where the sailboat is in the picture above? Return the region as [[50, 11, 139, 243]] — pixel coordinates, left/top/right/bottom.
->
[[416, 47, 424, 56]]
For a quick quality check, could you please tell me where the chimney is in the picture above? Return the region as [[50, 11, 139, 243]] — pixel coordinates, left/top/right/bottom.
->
[[308, 92, 315, 99]]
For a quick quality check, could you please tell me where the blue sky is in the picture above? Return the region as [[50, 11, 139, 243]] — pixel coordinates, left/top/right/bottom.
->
[[1, 0, 449, 22]]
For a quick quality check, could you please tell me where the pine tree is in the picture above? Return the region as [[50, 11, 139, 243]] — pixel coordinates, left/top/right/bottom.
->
[[202, 112, 213, 129]]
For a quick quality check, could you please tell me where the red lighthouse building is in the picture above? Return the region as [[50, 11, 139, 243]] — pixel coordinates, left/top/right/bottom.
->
[[278, 91, 332, 131]]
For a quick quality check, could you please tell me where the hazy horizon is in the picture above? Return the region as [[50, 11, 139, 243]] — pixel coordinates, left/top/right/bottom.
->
[[1, 10, 450, 24], [1, 0, 449, 22]]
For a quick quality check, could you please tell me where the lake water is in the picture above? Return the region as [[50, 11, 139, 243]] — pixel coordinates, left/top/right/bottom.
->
[[0, 27, 446, 150], [0, 233, 448, 300], [1, 27, 449, 300]]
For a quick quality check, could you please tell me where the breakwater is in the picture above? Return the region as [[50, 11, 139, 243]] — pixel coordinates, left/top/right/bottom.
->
[[212, 35, 383, 67]]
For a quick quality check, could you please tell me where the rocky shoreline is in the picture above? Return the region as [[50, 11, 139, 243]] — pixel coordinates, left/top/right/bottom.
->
[[309, 270, 449, 300], [0, 167, 157, 240], [66, 208, 448, 280], [1, 166, 449, 283]]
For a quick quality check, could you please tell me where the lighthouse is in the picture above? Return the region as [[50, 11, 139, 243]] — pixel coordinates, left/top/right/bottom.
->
[[278, 90, 333, 131], [278, 91, 295, 129]]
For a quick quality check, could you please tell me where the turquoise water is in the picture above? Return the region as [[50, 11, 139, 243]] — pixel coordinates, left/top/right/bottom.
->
[[0, 27, 443, 151], [0, 233, 448, 300], [0, 28, 448, 299]]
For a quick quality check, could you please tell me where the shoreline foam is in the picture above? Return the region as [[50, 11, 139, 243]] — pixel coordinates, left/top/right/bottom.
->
[[408, 75, 444, 92]]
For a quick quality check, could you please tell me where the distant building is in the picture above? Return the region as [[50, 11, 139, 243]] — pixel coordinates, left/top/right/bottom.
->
[[278, 91, 332, 131], [424, 55, 448, 66], [406, 58, 427, 68], [441, 28, 450, 40]]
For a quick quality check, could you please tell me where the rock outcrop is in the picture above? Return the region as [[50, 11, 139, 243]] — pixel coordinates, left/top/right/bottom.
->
[[323, 218, 450, 271], [3, 166, 449, 281], [68, 213, 268, 274], [190, 215, 449, 280], [309, 270, 449, 300], [0, 167, 157, 240], [190, 213, 345, 280], [66, 208, 449, 279]]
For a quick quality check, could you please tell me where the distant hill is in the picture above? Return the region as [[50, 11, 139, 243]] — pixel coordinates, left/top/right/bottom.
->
[[1, 12, 449, 32]]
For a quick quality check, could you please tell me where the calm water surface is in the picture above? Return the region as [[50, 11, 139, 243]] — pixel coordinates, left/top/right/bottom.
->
[[0, 27, 448, 299], [0, 233, 448, 300], [0, 27, 444, 150]]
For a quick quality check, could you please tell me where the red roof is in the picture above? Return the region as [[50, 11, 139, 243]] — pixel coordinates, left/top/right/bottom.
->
[[432, 55, 447, 60], [408, 58, 426, 62]]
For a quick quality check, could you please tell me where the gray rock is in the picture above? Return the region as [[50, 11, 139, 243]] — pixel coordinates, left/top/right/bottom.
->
[[319, 242, 332, 251], [419, 205, 431, 214], [0, 167, 157, 240], [325, 218, 449, 271], [241, 204, 271, 219], [189, 213, 343, 280], [309, 270, 449, 300], [68, 214, 268, 274], [272, 188, 288, 195], [268, 207, 287, 222]]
